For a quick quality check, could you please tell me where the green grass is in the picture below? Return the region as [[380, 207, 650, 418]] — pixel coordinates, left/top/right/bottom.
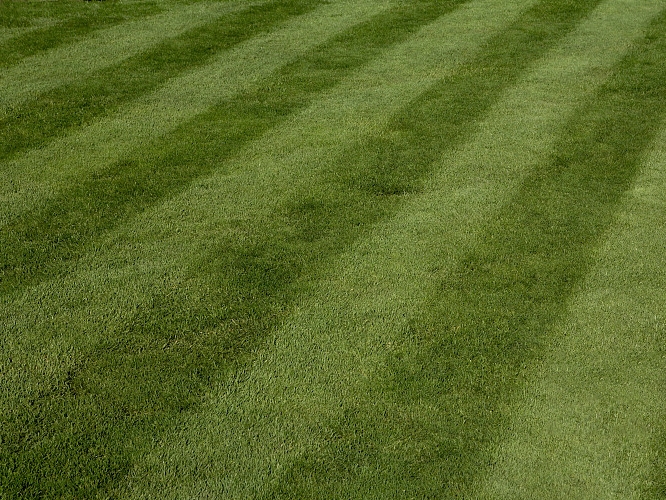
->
[[0, 0, 469, 297], [0, 0, 323, 161], [1, 0, 666, 498], [477, 106, 666, 499], [0, 1, 263, 117], [0, 0, 161, 68], [0, 0, 392, 227], [333, 7, 666, 494]]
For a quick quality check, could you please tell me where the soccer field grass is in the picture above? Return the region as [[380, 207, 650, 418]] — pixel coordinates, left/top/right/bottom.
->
[[1, 0, 666, 497]]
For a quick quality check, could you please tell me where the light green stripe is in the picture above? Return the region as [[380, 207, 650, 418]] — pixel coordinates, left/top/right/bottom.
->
[[0, 0, 393, 228], [474, 122, 666, 500], [0, 25, 41, 45], [0, 1, 257, 116], [114, 1, 665, 497]]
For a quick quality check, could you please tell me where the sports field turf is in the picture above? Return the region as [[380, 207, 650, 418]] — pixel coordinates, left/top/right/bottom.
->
[[1, 0, 666, 497]]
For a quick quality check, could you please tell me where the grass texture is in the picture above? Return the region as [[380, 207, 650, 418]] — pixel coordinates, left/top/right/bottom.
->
[[1, 0, 666, 498]]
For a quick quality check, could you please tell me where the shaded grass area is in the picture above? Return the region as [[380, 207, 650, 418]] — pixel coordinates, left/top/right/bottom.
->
[[0, 0, 320, 163], [0, 0, 161, 68], [265, 9, 666, 498], [0, 1, 477, 497]]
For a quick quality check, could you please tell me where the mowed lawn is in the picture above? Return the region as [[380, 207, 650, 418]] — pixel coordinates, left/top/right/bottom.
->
[[1, 0, 666, 497]]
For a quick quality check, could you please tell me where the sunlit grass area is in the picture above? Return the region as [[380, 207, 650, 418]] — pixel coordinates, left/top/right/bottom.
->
[[1, 0, 665, 498]]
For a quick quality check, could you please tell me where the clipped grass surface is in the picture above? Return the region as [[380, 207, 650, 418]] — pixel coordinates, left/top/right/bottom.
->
[[477, 126, 666, 499], [356, 8, 666, 495], [0, 0, 470, 297], [0, 1, 260, 116], [121, 0, 665, 498], [0, 0, 323, 161], [0, 0, 162, 69], [0, 0, 392, 227], [2, 0, 530, 494], [1, 0, 666, 498]]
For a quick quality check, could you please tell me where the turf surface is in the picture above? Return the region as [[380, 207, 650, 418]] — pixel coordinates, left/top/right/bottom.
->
[[1, 0, 665, 498]]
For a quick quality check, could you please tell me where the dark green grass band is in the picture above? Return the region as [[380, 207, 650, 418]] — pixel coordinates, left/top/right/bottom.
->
[[266, 8, 666, 498], [0, 1, 476, 497], [0, 1, 161, 69], [0, 0, 319, 163]]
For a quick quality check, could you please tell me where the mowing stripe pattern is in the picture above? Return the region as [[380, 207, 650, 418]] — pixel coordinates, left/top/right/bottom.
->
[[0, 0, 392, 227], [477, 124, 666, 499], [1, 0, 665, 498], [122, 0, 664, 497], [0, 0, 161, 71], [0, 2, 254, 90], [0, 0, 321, 161]]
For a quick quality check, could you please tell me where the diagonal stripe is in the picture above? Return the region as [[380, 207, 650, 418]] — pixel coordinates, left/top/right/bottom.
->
[[2, 0, 660, 494], [0, 0, 391, 229], [247, 2, 666, 496], [113, 0, 664, 497], [0, 0, 528, 427], [475, 121, 666, 500], [0, 1, 261, 115], [0, 0, 328, 164], [0, 25, 45, 45]]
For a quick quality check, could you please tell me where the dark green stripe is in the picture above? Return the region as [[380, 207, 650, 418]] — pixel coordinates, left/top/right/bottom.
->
[[0, 2, 476, 497], [0, 0, 321, 163], [0, 1, 161, 68], [267, 7, 666, 498]]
